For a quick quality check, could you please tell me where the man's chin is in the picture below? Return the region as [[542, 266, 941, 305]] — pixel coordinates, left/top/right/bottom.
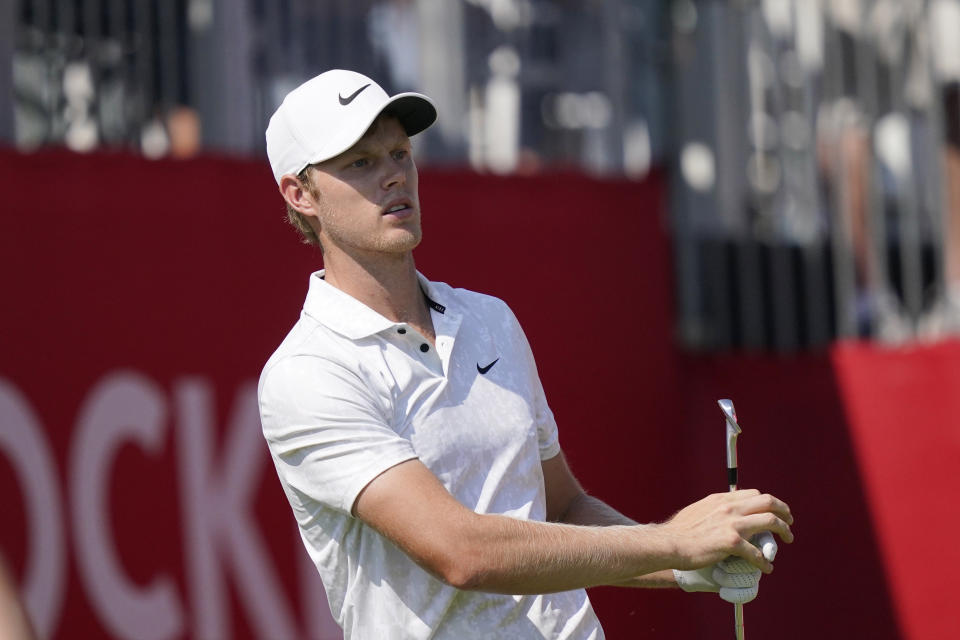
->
[[375, 228, 422, 254], [391, 227, 423, 251]]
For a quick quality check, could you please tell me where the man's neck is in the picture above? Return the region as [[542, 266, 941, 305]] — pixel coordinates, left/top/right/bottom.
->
[[321, 251, 436, 341]]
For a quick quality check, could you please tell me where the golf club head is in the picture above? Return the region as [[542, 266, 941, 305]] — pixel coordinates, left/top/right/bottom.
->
[[718, 399, 741, 476]]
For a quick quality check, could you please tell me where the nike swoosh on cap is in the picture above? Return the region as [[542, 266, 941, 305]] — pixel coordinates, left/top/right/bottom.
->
[[339, 84, 371, 105], [477, 358, 500, 375]]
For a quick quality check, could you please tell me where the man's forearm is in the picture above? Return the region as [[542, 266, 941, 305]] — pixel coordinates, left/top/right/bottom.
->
[[357, 459, 791, 595], [556, 492, 680, 589], [454, 493, 683, 593], [451, 511, 677, 594]]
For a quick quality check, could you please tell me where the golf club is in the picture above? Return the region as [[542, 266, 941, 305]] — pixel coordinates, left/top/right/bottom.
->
[[718, 398, 744, 640]]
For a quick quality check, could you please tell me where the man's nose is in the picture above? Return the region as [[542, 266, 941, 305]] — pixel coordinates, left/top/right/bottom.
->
[[382, 159, 406, 190]]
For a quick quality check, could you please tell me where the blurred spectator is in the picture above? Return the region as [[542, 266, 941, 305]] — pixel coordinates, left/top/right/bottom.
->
[[367, 0, 421, 92], [945, 84, 960, 292], [166, 106, 202, 159], [922, 82, 960, 335]]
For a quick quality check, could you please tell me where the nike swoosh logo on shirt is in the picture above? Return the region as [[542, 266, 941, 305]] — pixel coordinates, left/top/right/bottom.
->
[[339, 84, 371, 105], [477, 358, 500, 374]]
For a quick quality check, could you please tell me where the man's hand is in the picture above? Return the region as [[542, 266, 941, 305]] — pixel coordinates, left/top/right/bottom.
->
[[661, 490, 794, 574]]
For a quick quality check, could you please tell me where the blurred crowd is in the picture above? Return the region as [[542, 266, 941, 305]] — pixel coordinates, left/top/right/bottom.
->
[[4, 0, 960, 350], [664, 0, 960, 349], [6, 0, 666, 173]]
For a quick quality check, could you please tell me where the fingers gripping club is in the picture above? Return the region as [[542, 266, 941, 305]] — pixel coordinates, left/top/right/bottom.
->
[[714, 533, 777, 604]]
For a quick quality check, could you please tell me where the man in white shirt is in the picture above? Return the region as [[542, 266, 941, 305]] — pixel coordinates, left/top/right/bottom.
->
[[258, 69, 794, 639]]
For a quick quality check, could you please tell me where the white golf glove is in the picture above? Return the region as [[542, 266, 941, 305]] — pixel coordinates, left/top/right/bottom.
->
[[673, 532, 777, 604]]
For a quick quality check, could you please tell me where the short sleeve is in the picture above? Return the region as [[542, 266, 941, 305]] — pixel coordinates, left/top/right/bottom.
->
[[531, 372, 561, 460], [259, 354, 418, 514], [498, 300, 561, 461]]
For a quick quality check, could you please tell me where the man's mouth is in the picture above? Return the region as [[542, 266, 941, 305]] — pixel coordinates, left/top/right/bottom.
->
[[382, 199, 413, 216]]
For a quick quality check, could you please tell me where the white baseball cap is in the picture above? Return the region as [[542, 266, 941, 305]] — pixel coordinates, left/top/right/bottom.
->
[[265, 69, 437, 184]]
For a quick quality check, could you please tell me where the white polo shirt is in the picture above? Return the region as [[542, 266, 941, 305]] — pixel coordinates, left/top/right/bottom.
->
[[258, 271, 603, 639]]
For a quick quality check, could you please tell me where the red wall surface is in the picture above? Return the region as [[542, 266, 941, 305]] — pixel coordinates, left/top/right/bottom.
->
[[1, 148, 957, 638]]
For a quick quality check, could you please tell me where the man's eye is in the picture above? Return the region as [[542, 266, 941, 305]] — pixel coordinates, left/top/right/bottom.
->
[[351, 158, 368, 168], [393, 149, 408, 161]]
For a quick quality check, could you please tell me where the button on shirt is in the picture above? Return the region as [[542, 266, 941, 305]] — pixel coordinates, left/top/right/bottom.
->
[[258, 271, 603, 639]]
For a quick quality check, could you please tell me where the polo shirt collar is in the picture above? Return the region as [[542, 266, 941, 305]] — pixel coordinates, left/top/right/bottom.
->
[[302, 270, 447, 340]]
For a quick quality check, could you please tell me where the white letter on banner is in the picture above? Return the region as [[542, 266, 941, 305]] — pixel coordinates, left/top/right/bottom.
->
[[70, 371, 183, 640], [0, 380, 66, 639], [175, 379, 297, 639]]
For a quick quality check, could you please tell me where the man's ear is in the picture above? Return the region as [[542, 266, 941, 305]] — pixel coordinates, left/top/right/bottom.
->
[[279, 174, 318, 217]]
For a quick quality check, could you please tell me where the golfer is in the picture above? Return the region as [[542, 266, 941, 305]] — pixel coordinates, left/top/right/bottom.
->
[[258, 69, 794, 639]]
